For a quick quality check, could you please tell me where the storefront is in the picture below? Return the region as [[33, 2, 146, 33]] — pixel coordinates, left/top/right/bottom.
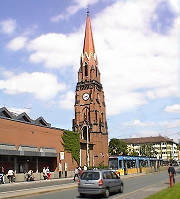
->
[[0, 143, 57, 173]]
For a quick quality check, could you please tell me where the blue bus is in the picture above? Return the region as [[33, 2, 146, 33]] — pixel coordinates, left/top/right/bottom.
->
[[109, 156, 162, 175]]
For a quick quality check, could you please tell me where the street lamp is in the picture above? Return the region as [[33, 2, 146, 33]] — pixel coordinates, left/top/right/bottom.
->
[[86, 124, 90, 167]]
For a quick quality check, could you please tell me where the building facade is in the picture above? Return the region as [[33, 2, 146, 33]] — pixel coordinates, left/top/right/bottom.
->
[[73, 14, 109, 167], [0, 107, 77, 175], [121, 136, 179, 161]]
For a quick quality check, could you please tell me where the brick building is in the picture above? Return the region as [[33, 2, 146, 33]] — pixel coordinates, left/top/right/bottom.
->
[[0, 107, 77, 175], [73, 13, 109, 167], [0, 14, 109, 175]]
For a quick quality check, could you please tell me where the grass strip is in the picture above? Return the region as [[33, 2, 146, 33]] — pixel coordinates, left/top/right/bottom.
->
[[145, 182, 180, 199]]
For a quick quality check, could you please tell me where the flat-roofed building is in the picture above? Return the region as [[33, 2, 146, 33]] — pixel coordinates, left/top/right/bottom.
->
[[121, 136, 179, 161], [0, 107, 77, 175]]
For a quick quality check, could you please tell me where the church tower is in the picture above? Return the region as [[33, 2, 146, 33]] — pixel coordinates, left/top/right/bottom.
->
[[73, 12, 108, 167]]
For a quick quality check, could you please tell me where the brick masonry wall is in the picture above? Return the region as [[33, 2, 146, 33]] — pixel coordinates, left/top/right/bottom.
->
[[0, 118, 77, 171]]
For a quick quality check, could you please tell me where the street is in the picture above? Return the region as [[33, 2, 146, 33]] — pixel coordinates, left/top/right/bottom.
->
[[9, 168, 180, 199]]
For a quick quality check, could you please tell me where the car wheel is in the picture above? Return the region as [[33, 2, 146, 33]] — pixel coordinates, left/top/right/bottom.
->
[[119, 184, 123, 193], [104, 189, 110, 198]]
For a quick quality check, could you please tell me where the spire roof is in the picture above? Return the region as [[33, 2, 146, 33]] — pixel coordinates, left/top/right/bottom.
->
[[83, 14, 95, 54]]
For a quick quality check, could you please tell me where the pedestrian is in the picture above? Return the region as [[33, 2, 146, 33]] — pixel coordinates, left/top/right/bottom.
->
[[7, 169, 14, 183], [168, 163, 176, 187], [73, 167, 79, 181], [78, 166, 83, 176], [83, 165, 87, 171], [43, 167, 47, 180], [26, 170, 34, 181], [46, 166, 51, 180], [0, 166, 5, 184]]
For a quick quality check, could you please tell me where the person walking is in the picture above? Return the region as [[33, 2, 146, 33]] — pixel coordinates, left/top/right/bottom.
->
[[83, 165, 87, 171], [73, 167, 79, 181], [26, 170, 34, 181], [0, 166, 5, 184], [7, 169, 14, 183], [168, 163, 176, 187], [46, 166, 51, 180], [43, 167, 47, 180]]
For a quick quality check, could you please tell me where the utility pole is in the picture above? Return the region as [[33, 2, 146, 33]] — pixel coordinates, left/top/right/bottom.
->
[[86, 124, 90, 167]]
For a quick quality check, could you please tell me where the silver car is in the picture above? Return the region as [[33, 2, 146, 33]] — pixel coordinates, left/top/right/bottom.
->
[[78, 170, 123, 198]]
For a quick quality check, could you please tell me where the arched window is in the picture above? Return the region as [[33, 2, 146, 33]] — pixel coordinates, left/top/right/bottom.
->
[[82, 126, 87, 140], [82, 126, 90, 141], [101, 112, 104, 122], [85, 63, 88, 76], [95, 110, 98, 121], [96, 67, 98, 77]]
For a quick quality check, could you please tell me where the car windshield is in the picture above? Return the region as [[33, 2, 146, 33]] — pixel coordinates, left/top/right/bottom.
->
[[81, 172, 100, 180]]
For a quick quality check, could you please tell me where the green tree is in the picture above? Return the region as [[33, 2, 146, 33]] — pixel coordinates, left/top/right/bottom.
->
[[177, 140, 180, 151], [140, 143, 157, 157], [109, 138, 128, 156], [129, 150, 139, 156], [62, 130, 80, 165]]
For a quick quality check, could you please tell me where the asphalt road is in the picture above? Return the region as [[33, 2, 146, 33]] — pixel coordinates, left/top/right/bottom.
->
[[11, 167, 180, 199]]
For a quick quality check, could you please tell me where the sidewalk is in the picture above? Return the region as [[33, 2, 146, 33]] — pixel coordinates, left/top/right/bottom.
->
[[0, 171, 172, 199], [0, 176, 74, 188], [0, 177, 75, 199]]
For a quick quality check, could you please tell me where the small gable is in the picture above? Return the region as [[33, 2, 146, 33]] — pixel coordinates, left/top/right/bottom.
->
[[0, 107, 13, 119], [16, 112, 32, 123], [35, 117, 50, 127]]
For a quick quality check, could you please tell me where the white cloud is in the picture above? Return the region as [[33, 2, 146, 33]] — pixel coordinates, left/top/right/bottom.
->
[[131, 130, 159, 138], [51, 0, 101, 22], [164, 104, 180, 113], [0, 19, 16, 34], [26, 0, 179, 115], [124, 119, 180, 129], [123, 119, 180, 142], [94, 0, 179, 115], [8, 107, 31, 115], [124, 120, 156, 127], [7, 36, 28, 51], [27, 33, 82, 68], [59, 91, 74, 110], [168, 0, 180, 13], [0, 72, 66, 100]]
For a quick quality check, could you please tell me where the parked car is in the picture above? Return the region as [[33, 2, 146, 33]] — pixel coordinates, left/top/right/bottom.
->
[[78, 169, 123, 198]]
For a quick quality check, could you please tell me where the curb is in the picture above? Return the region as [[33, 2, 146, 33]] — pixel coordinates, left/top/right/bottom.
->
[[0, 177, 73, 188], [0, 183, 77, 199]]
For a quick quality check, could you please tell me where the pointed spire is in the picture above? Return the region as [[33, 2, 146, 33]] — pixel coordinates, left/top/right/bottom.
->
[[83, 11, 95, 55]]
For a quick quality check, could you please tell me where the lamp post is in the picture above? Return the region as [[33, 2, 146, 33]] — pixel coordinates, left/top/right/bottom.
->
[[86, 124, 90, 167]]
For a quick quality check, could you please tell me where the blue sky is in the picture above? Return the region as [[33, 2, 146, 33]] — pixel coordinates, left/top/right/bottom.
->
[[0, 0, 179, 142]]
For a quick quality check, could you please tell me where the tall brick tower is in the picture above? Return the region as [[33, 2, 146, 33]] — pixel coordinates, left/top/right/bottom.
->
[[73, 13, 108, 167]]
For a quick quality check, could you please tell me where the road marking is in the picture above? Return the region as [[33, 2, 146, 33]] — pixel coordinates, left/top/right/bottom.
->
[[113, 174, 180, 199], [112, 178, 175, 199]]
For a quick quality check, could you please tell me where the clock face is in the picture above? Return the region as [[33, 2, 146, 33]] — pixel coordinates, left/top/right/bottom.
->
[[83, 93, 89, 101]]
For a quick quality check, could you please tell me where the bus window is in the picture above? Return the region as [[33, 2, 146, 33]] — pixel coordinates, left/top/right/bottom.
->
[[119, 160, 122, 169], [109, 158, 118, 169]]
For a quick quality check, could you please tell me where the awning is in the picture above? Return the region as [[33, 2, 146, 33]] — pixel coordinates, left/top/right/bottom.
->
[[40, 147, 57, 157], [18, 145, 41, 156], [0, 143, 57, 157], [0, 143, 19, 155]]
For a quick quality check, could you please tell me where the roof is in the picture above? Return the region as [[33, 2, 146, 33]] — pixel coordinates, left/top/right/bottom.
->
[[120, 136, 176, 144], [83, 15, 95, 55], [0, 106, 50, 127]]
